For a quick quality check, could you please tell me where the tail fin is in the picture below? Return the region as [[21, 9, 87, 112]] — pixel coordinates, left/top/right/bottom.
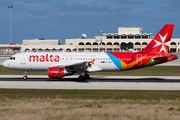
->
[[141, 24, 174, 54]]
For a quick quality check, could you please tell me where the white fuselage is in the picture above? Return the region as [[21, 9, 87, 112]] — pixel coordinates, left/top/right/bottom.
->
[[2, 52, 120, 71]]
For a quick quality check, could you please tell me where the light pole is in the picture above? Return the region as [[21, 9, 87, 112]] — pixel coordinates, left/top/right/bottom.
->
[[8, 6, 13, 52], [99, 30, 104, 52]]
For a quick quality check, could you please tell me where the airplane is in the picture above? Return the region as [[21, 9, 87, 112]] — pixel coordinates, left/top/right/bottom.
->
[[2, 24, 178, 80]]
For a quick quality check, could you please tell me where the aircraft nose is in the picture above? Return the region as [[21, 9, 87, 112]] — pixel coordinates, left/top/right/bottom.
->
[[2, 60, 8, 68]]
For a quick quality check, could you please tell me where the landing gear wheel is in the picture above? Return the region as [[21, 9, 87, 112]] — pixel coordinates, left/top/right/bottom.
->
[[23, 75, 28, 80], [23, 71, 28, 80], [78, 75, 84, 81], [84, 74, 90, 80]]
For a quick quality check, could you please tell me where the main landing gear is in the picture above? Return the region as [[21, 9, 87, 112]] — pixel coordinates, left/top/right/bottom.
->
[[23, 71, 28, 80], [78, 73, 90, 81]]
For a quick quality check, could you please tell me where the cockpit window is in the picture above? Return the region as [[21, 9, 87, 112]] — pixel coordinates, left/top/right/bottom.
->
[[9, 57, 15, 60]]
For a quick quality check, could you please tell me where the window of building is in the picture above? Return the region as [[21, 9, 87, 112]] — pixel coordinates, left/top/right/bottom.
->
[[135, 36, 141, 39], [142, 35, 148, 39], [114, 35, 119, 39], [128, 36, 133, 39], [107, 35, 113, 39], [121, 35, 126, 39]]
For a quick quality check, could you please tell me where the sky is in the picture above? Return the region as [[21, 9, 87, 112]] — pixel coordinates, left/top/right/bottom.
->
[[0, 0, 180, 44]]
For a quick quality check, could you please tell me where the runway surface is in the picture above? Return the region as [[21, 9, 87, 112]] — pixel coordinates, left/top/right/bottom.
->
[[0, 75, 180, 90]]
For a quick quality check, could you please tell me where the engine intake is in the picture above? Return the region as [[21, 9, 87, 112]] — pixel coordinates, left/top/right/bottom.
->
[[48, 67, 72, 78]]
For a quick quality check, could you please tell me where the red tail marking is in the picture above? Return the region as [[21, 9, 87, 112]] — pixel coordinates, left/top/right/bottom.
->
[[142, 24, 174, 54]]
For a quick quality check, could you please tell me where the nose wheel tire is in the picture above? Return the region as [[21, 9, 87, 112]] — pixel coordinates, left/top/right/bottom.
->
[[23, 75, 28, 80], [23, 71, 28, 80]]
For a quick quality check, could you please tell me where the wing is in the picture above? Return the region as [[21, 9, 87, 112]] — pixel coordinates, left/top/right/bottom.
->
[[51, 60, 102, 73], [65, 61, 90, 72]]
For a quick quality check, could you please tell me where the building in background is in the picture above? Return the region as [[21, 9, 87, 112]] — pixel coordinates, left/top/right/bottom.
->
[[0, 43, 21, 54], [22, 38, 63, 52], [0, 27, 180, 54], [66, 27, 179, 52]]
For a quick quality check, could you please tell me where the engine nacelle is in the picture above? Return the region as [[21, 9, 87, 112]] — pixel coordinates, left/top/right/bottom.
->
[[48, 67, 72, 78]]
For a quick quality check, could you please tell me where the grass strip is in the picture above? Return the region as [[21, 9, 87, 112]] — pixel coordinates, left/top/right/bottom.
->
[[0, 89, 180, 100]]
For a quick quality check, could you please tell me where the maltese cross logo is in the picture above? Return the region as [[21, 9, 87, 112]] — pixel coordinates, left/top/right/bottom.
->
[[90, 59, 95, 65], [153, 33, 170, 53]]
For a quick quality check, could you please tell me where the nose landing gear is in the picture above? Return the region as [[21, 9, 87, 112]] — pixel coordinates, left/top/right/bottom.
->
[[23, 71, 28, 80]]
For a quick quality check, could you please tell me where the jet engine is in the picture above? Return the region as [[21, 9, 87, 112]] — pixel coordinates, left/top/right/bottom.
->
[[48, 67, 72, 78]]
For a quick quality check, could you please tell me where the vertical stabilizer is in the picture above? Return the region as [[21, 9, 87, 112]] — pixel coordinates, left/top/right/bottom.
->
[[141, 24, 174, 54]]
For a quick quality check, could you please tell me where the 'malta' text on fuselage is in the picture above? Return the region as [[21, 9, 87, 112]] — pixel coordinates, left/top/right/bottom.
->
[[29, 54, 60, 62]]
